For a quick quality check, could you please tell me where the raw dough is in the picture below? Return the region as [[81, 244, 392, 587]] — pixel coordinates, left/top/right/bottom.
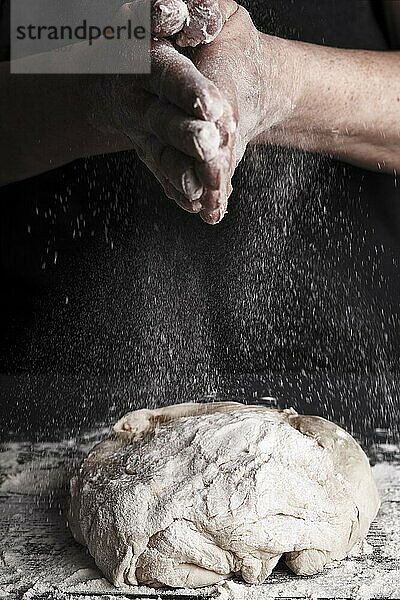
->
[[69, 402, 380, 588]]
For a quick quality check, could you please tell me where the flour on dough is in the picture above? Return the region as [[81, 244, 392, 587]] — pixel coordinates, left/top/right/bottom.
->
[[69, 402, 380, 588]]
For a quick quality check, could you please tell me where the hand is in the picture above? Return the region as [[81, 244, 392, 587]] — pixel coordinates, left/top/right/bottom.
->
[[87, 1, 240, 215], [87, 2, 240, 215], [0, 1, 235, 192], [190, 6, 298, 223], [152, 0, 238, 47]]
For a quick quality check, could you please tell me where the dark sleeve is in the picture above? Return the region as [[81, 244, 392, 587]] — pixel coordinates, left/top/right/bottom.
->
[[371, 0, 400, 49], [0, 0, 10, 61]]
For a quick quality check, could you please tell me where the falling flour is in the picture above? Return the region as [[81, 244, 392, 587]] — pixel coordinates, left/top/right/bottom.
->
[[69, 401, 380, 589]]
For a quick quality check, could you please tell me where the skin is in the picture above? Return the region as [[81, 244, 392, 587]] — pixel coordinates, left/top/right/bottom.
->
[[1, 1, 400, 224], [0, 0, 235, 218], [153, 0, 235, 46], [0, 37, 227, 212], [190, 5, 400, 223]]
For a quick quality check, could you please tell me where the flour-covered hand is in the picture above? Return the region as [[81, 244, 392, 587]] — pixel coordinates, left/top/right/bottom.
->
[[150, 0, 238, 46], [94, 0, 233, 215], [191, 6, 297, 223]]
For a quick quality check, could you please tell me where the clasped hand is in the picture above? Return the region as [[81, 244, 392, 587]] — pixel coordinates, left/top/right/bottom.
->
[[109, 0, 283, 224]]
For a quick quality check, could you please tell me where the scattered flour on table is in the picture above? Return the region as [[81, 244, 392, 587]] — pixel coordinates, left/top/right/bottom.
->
[[0, 429, 109, 496]]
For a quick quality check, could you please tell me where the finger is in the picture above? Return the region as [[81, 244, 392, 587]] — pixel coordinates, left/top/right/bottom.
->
[[188, 34, 239, 224], [196, 98, 237, 223], [136, 134, 204, 202], [195, 97, 236, 187], [139, 39, 224, 121], [198, 147, 235, 224], [121, 0, 188, 38], [198, 143, 236, 224], [144, 99, 221, 161], [134, 137, 204, 213], [200, 170, 234, 222], [199, 191, 226, 224], [151, 0, 189, 38], [176, 0, 238, 47], [121, 88, 221, 161], [154, 176, 201, 214], [160, 144, 204, 201], [175, 0, 238, 47], [195, 135, 233, 189], [162, 181, 202, 214], [176, 0, 222, 47]]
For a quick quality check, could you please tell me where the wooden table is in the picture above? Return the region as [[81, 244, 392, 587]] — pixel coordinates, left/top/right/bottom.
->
[[1, 427, 399, 600]]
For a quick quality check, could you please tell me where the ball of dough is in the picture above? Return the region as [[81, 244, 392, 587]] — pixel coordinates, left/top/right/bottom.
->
[[69, 402, 380, 588]]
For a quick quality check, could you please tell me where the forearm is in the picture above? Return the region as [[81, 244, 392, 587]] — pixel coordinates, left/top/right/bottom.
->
[[256, 36, 400, 173]]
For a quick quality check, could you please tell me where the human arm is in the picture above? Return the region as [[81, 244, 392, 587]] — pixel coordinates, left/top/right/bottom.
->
[[258, 41, 400, 174], [190, 6, 400, 223]]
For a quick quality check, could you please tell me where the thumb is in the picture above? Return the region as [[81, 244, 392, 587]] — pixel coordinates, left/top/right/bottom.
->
[[121, 0, 189, 38], [151, 0, 189, 37], [175, 0, 238, 47]]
